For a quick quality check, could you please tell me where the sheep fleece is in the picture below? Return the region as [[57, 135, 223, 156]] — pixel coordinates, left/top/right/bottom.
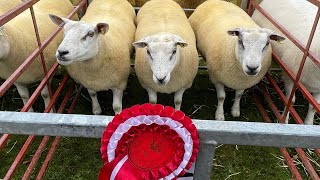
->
[[0, 0, 75, 84], [252, 0, 320, 93], [66, 0, 135, 92], [135, 0, 198, 93], [189, 0, 272, 90]]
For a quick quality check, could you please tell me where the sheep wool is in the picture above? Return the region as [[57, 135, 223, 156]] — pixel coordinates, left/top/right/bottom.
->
[[0, 0, 75, 83], [134, 0, 198, 94], [252, 0, 320, 124], [189, 0, 272, 90], [66, 0, 135, 92]]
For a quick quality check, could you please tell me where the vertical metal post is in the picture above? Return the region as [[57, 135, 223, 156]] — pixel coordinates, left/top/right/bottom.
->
[[194, 141, 218, 180], [241, 0, 248, 11]]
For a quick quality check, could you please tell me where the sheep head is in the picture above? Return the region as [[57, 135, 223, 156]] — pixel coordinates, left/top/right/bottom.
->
[[0, 26, 10, 60], [133, 33, 188, 85], [49, 14, 109, 65], [228, 27, 285, 76]]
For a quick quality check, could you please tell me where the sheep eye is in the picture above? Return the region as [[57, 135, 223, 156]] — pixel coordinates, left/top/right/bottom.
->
[[238, 39, 244, 48], [173, 50, 177, 55], [81, 36, 86, 41], [147, 50, 151, 55], [88, 31, 94, 37], [238, 39, 243, 44], [266, 41, 270, 46]]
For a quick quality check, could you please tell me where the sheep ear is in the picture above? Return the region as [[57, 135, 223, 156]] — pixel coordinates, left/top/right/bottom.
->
[[49, 14, 69, 26], [132, 36, 152, 48], [173, 35, 188, 48], [228, 28, 241, 36], [132, 41, 147, 48], [269, 33, 285, 43], [96, 23, 109, 35]]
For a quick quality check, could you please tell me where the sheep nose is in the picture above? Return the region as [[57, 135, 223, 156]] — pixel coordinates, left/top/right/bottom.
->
[[157, 76, 166, 84], [246, 65, 258, 74], [58, 50, 69, 57]]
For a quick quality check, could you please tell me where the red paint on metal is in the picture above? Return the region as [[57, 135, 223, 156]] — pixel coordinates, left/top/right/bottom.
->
[[0, 0, 39, 27], [280, 148, 303, 180], [21, 136, 50, 180], [36, 85, 82, 180], [44, 74, 70, 113], [0, 134, 11, 150], [21, 75, 70, 179], [0, 4, 81, 97], [20, 63, 59, 112], [252, 89, 302, 180], [271, 52, 320, 113], [296, 148, 320, 180], [282, 8, 320, 123], [4, 136, 35, 180], [251, 1, 320, 68], [251, 92, 271, 123], [0, 1, 86, 179], [309, 0, 320, 7], [265, 74, 304, 124]]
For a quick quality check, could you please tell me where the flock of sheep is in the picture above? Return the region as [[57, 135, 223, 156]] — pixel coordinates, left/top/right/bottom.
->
[[0, 0, 319, 125]]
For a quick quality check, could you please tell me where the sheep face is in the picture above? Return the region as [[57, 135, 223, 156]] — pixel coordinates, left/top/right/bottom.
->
[[49, 14, 109, 65], [133, 33, 188, 85], [228, 28, 285, 76], [0, 27, 10, 60]]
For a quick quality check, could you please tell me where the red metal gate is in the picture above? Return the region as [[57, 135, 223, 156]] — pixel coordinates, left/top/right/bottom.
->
[[0, 0, 319, 179]]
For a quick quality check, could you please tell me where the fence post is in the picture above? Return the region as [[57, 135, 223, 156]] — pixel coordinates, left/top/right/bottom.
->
[[194, 140, 218, 180]]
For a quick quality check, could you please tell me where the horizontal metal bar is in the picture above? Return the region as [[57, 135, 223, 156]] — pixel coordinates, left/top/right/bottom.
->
[[308, 0, 320, 7], [134, 7, 195, 12], [0, 112, 320, 148], [0, 0, 39, 27]]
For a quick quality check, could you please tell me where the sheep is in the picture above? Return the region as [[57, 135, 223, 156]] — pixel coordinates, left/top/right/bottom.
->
[[189, 0, 285, 120], [252, 0, 320, 125], [50, 0, 136, 115], [0, 0, 75, 112], [133, 0, 199, 110]]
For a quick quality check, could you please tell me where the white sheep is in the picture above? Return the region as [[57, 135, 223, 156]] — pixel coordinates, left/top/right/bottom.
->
[[189, 0, 285, 120], [252, 0, 320, 125], [0, 0, 75, 111], [50, 0, 136, 115], [133, 0, 198, 110]]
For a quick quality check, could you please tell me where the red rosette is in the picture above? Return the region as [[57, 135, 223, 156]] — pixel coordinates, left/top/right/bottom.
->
[[99, 103, 199, 180]]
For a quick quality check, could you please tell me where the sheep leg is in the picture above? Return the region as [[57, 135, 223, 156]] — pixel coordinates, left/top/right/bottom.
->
[[147, 88, 157, 104], [14, 83, 34, 112], [283, 78, 295, 124], [304, 92, 320, 125], [41, 84, 53, 113], [174, 88, 186, 110], [213, 81, 225, 120], [111, 88, 123, 115], [231, 89, 245, 117], [88, 89, 102, 115]]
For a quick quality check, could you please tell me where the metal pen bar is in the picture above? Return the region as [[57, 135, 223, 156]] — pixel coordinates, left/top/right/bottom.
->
[[0, 112, 320, 148], [0, 0, 39, 27]]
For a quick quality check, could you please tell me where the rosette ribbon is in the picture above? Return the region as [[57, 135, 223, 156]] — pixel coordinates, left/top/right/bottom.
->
[[99, 103, 199, 180]]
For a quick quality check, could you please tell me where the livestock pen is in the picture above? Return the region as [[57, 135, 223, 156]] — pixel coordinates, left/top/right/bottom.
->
[[0, 0, 320, 179]]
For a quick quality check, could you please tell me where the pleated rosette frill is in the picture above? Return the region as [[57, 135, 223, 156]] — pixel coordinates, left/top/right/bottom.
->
[[99, 103, 199, 180]]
